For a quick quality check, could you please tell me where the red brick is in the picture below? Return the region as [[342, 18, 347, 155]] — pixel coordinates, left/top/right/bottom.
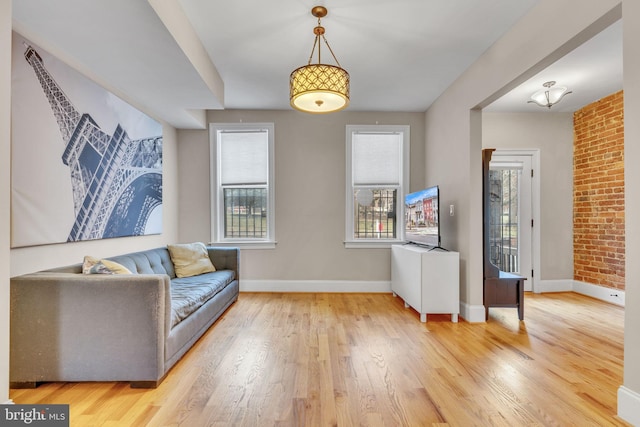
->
[[573, 91, 624, 288]]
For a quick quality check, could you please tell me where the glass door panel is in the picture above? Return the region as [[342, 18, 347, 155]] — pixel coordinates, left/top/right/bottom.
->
[[490, 155, 533, 291], [488, 168, 520, 273]]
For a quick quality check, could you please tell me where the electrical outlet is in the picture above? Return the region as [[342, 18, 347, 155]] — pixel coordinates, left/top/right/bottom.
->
[[449, 205, 454, 216]]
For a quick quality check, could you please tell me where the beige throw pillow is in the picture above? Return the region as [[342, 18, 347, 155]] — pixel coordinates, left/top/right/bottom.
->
[[83, 256, 132, 275], [167, 242, 216, 278]]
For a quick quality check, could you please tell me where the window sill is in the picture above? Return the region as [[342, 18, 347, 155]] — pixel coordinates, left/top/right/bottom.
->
[[344, 240, 404, 249], [209, 241, 277, 250]]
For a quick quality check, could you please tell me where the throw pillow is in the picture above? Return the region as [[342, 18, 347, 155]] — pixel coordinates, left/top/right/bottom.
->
[[167, 242, 216, 278], [82, 256, 132, 275]]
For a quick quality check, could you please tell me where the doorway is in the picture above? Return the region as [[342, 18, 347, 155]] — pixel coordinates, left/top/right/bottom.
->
[[489, 151, 538, 292]]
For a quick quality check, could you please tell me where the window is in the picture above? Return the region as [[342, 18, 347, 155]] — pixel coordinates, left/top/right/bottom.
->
[[210, 123, 275, 248], [345, 125, 409, 247]]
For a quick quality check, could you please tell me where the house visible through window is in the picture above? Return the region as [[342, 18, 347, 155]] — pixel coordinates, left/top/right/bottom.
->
[[346, 125, 409, 247], [210, 123, 275, 247]]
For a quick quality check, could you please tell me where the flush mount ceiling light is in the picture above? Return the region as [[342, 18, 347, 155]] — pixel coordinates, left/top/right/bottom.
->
[[528, 81, 572, 109], [290, 6, 350, 114]]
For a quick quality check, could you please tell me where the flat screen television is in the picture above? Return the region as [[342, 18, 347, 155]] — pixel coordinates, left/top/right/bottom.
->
[[404, 185, 440, 248]]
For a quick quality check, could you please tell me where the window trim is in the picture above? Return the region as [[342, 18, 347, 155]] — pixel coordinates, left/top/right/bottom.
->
[[210, 122, 276, 249], [345, 124, 410, 248]]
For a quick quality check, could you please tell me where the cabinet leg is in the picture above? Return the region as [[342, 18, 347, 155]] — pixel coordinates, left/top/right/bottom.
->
[[518, 279, 525, 320], [420, 313, 427, 323], [451, 313, 458, 323]]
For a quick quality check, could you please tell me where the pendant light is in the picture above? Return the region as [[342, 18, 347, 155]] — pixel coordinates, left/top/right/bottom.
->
[[528, 81, 572, 109], [290, 6, 350, 114]]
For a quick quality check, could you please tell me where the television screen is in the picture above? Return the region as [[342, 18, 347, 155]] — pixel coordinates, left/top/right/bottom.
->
[[404, 185, 440, 247]]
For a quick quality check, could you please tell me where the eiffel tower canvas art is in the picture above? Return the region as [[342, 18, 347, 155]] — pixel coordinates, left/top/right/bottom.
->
[[11, 33, 163, 247]]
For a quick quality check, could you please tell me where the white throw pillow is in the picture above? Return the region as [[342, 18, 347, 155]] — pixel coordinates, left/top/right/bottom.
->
[[83, 256, 132, 275]]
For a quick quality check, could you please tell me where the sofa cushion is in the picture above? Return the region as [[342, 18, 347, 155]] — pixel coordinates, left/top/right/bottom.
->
[[170, 270, 235, 328], [167, 242, 216, 278]]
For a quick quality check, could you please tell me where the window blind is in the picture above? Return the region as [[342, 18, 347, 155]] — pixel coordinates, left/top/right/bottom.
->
[[219, 130, 268, 185], [352, 132, 402, 185]]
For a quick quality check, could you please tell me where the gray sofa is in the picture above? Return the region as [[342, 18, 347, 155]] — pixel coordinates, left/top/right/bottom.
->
[[10, 246, 239, 388]]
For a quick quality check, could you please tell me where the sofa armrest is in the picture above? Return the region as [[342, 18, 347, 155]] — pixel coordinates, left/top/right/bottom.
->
[[206, 247, 240, 282], [10, 272, 172, 385]]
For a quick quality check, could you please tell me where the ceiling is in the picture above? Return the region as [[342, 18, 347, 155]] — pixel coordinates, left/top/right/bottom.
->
[[12, 1, 622, 128], [486, 19, 622, 113]]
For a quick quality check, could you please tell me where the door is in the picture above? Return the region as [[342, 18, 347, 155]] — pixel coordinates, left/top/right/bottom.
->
[[489, 154, 533, 291]]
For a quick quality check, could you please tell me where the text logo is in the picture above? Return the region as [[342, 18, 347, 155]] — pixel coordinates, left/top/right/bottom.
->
[[0, 405, 69, 427]]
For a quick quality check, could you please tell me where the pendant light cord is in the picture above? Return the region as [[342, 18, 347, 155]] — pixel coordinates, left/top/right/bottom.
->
[[306, 16, 343, 68]]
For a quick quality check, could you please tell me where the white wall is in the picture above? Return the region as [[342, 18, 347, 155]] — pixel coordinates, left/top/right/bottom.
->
[[177, 109, 425, 283], [482, 112, 574, 280], [621, 0, 640, 423], [1, 0, 12, 404]]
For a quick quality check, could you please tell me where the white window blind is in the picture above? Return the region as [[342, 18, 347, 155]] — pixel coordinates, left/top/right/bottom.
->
[[352, 132, 402, 185], [219, 130, 269, 185]]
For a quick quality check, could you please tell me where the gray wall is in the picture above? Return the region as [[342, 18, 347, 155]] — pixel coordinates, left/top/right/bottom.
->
[[482, 112, 574, 280], [177, 110, 425, 282]]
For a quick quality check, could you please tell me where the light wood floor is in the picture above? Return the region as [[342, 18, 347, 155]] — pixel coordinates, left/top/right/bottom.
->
[[10, 292, 630, 426]]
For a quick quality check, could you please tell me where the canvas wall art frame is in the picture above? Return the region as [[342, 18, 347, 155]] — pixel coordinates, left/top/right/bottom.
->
[[11, 32, 163, 248]]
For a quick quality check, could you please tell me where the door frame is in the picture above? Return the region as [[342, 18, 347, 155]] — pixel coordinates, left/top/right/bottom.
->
[[490, 149, 541, 293]]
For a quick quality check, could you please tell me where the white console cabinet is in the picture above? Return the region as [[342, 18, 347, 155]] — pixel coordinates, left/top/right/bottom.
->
[[391, 244, 460, 322]]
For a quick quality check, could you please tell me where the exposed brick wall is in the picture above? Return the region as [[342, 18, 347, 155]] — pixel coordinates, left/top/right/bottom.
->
[[573, 91, 624, 290]]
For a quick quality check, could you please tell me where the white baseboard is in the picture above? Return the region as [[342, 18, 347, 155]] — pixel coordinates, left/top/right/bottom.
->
[[240, 280, 392, 293], [538, 279, 625, 307], [240, 279, 625, 310], [537, 279, 574, 293], [618, 386, 640, 426], [573, 280, 625, 306], [460, 302, 486, 323]]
